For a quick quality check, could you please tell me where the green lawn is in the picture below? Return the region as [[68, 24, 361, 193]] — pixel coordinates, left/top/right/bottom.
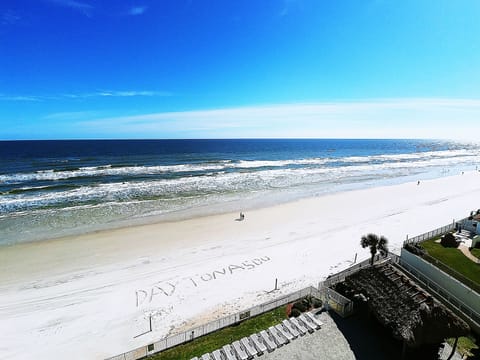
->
[[148, 306, 287, 360], [447, 336, 479, 358], [471, 247, 480, 259], [420, 239, 480, 289]]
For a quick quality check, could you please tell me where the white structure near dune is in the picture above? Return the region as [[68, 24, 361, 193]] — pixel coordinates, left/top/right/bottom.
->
[[457, 211, 480, 248]]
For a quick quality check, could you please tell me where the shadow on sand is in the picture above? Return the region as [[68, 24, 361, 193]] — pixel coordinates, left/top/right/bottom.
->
[[235, 213, 245, 221]]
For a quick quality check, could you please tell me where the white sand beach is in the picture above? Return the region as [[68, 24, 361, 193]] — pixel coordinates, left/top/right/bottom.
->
[[1, 171, 479, 359]]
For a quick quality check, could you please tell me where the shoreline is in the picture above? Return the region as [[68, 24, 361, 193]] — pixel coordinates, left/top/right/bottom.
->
[[1, 171, 479, 359], [1, 168, 471, 248]]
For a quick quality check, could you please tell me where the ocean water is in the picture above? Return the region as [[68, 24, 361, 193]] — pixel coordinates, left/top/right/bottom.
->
[[1, 139, 479, 245]]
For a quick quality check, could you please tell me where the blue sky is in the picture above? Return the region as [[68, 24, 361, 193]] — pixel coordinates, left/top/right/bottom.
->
[[1, 0, 480, 140]]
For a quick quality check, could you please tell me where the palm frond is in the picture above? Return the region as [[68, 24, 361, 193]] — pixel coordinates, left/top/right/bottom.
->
[[360, 233, 389, 262]]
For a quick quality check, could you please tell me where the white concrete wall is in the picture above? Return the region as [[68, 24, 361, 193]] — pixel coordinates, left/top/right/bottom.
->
[[400, 249, 480, 318]]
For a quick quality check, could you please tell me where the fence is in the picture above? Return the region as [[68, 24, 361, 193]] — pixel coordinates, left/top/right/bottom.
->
[[318, 284, 354, 317], [319, 253, 400, 289], [420, 253, 480, 294], [318, 253, 400, 317], [107, 286, 322, 360], [403, 223, 455, 246], [403, 216, 472, 246], [398, 256, 480, 334], [320, 258, 372, 289], [388, 252, 401, 264]]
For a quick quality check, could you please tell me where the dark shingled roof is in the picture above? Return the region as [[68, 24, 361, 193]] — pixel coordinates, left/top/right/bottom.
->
[[334, 262, 470, 347]]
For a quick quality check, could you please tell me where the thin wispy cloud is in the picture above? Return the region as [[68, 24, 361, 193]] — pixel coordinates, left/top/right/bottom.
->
[[63, 90, 172, 98], [0, 95, 42, 102], [43, 110, 103, 120], [77, 98, 480, 140], [47, 0, 93, 16], [0, 90, 171, 101], [279, 0, 300, 17], [128, 6, 147, 16], [94, 90, 167, 97], [1, 10, 20, 25]]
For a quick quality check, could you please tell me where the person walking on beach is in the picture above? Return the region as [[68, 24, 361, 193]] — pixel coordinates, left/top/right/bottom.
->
[[240, 212, 245, 220]]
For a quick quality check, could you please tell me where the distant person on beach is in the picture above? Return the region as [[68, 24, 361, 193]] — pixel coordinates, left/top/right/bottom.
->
[[240, 212, 245, 220], [417, 180, 420, 185]]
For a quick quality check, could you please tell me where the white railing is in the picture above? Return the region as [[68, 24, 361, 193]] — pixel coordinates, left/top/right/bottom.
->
[[403, 217, 469, 246], [320, 256, 378, 288], [106, 286, 322, 360]]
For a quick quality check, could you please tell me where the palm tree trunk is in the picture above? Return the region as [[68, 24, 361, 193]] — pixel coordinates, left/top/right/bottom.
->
[[401, 340, 407, 360]]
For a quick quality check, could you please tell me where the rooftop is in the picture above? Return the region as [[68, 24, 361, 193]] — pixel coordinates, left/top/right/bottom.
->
[[333, 262, 470, 348]]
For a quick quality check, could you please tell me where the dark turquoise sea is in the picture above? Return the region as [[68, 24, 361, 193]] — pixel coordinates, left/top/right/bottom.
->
[[1, 139, 479, 245]]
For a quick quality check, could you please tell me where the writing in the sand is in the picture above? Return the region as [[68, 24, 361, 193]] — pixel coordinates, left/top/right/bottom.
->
[[135, 256, 271, 308]]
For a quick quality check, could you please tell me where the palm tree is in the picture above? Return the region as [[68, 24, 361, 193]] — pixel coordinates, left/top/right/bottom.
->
[[361, 233, 389, 265]]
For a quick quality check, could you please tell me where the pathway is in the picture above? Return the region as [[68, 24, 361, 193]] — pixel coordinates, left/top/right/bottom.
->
[[458, 244, 480, 264]]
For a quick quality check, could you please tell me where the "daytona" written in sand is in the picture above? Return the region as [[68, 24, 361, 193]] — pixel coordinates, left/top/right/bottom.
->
[[135, 256, 271, 308]]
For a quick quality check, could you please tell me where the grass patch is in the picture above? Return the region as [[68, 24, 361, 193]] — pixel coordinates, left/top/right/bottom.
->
[[148, 306, 287, 360], [471, 248, 480, 259], [420, 239, 480, 290], [447, 335, 479, 358]]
